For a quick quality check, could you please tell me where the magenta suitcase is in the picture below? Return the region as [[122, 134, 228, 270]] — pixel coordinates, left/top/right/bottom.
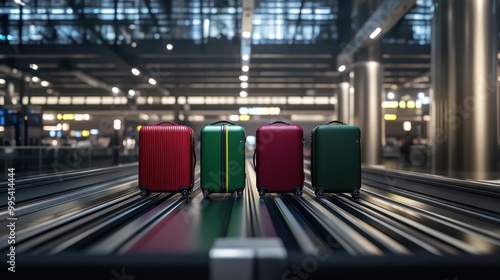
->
[[253, 121, 304, 198], [138, 121, 196, 198]]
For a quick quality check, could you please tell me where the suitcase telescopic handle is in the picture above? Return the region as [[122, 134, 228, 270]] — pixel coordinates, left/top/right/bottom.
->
[[210, 120, 236, 125], [155, 121, 178, 126], [323, 120, 346, 125], [268, 121, 290, 125]]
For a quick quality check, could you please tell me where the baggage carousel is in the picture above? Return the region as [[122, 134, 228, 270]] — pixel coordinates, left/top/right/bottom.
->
[[1, 160, 500, 279]]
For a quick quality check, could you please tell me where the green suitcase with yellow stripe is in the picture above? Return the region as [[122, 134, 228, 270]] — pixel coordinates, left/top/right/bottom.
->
[[200, 121, 246, 198]]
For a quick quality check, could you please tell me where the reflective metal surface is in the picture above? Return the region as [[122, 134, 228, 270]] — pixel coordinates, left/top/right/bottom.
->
[[431, 0, 499, 179], [352, 61, 384, 165], [337, 82, 350, 124], [5, 162, 500, 279]]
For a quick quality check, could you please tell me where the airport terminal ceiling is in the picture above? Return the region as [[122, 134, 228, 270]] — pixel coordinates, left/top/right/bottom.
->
[[0, 0, 498, 138]]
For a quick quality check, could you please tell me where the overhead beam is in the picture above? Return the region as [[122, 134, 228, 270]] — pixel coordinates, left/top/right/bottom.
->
[[71, 70, 116, 93], [30, 87, 336, 96], [292, 0, 306, 45], [39, 104, 335, 112], [142, 0, 161, 30], [336, 0, 417, 68], [399, 71, 430, 88]]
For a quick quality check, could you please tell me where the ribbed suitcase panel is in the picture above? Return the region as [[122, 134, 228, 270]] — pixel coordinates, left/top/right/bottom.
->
[[256, 125, 304, 192], [139, 125, 193, 192]]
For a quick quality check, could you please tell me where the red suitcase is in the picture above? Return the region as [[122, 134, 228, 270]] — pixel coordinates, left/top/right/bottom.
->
[[138, 121, 196, 198], [253, 121, 304, 198]]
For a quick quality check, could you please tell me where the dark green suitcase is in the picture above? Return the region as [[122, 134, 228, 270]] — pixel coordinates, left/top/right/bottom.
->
[[201, 121, 246, 198], [311, 120, 361, 199]]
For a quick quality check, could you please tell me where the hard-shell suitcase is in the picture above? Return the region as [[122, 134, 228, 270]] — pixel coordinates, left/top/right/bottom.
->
[[311, 120, 361, 199], [253, 121, 304, 198], [200, 120, 246, 198], [138, 121, 196, 198]]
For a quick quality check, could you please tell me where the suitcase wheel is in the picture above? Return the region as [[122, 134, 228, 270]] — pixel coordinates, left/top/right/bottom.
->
[[294, 189, 303, 197], [237, 190, 243, 198], [181, 189, 189, 197], [315, 189, 324, 198], [352, 189, 360, 199], [203, 189, 211, 199], [258, 189, 266, 198], [140, 189, 150, 198]]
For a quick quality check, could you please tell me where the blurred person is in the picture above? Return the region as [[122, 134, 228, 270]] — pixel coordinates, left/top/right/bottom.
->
[[400, 132, 414, 164]]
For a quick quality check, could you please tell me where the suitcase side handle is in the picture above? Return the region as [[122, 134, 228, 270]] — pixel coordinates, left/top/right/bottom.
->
[[210, 120, 236, 125], [192, 146, 197, 168], [323, 120, 346, 125], [155, 121, 178, 126], [252, 149, 257, 171], [268, 121, 290, 125]]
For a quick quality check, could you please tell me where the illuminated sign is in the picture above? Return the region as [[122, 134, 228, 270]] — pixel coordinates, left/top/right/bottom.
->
[[384, 114, 397, 121], [239, 107, 280, 115]]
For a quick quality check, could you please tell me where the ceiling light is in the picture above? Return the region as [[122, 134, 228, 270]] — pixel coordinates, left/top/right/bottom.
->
[[403, 121, 412, 131], [387, 92, 395, 100], [31, 76, 40, 82], [41, 81, 49, 87], [148, 78, 157, 85], [239, 75, 248, 82], [112, 87, 120, 94], [416, 100, 422, 109], [30, 64, 38, 70], [42, 114, 54, 121], [128, 89, 136, 97], [131, 42, 137, 48], [369, 27, 382, 39], [239, 91, 248, 98], [242, 65, 249, 72], [166, 44, 173, 50], [242, 54, 249, 61], [0, 78, 5, 84], [131, 68, 140, 76], [418, 92, 425, 99], [14, 0, 26, 6], [382, 101, 398, 108], [338, 65, 346, 72], [242, 31, 251, 38], [241, 82, 248, 89], [114, 119, 121, 131]]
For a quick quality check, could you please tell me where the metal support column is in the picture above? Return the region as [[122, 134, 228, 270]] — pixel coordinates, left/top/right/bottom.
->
[[337, 80, 350, 124], [352, 60, 384, 166], [349, 0, 384, 166], [431, 0, 499, 179]]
